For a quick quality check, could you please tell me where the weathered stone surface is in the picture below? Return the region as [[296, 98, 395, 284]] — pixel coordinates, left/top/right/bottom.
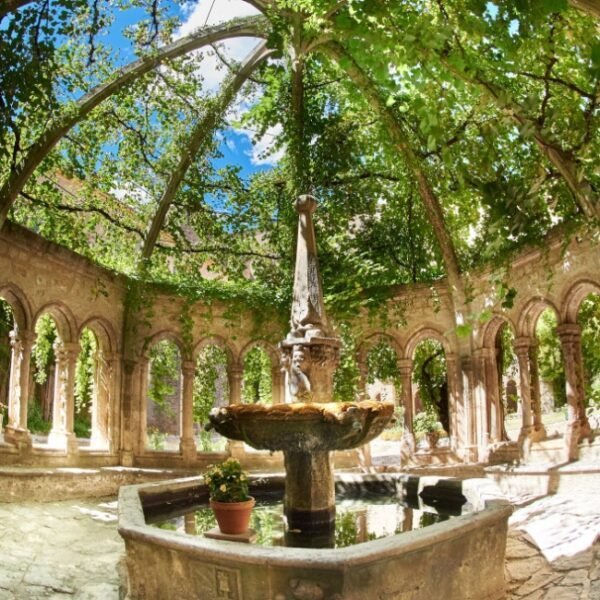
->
[[543, 585, 583, 600], [553, 550, 594, 571], [506, 537, 539, 559], [513, 570, 561, 596], [506, 556, 548, 582]]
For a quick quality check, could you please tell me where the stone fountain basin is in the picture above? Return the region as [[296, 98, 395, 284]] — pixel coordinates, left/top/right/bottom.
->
[[119, 474, 512, 600], [206, 400, 395, 452]]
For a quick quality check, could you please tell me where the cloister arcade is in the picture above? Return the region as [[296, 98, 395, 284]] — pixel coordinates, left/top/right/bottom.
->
[[0, 221, 596, 469]]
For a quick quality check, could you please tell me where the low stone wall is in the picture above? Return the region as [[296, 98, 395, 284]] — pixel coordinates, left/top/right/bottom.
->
[[119, 475, 511, 600], [0, 466, 196, 502]]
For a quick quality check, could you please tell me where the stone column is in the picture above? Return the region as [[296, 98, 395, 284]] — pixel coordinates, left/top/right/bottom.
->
[[4, 329, 34, 450], [283, 449, 335, 532], [180, 359, 197, 464], [459, 355, 478, 462], [528, 342, 547, 440], [398, 359, 415, 458], [90, 350, 112, 450], [227, 363, 245, 458], [514, 337, 546, 447], [357, 350, 369, 399], [48, 341, 79, 454], [557, 324, 593, 461], [137, 356, 150, 455], [445, 354, 460, 452], [120, 358, 137, 466], [473, 348, 490, 460], [271, 365, 283, 404], [514, 337, 535, 453]]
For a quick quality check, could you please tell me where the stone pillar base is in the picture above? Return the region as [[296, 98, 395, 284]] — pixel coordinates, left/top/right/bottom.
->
[[283, 450, 335, 531], [47, 430, 78, 454], [530, 425, 547, 443], [121, 450, 134, 467], [227, 440, 246, 460], [180, 438, 197, 464], [3, 426, 32, 451]]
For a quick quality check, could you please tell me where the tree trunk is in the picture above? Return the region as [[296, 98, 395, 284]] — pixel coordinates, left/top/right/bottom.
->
[[569, 0, 600, 18]]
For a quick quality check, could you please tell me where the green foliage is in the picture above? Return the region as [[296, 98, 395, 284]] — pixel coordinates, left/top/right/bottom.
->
[[242, 347, 273, 404], [0, 299, 14, 411], [366, 338, 400, 387], [413, 410, 444, 435], [193, 345, 229, 425], [147, 426, 167, 450], [335, 510, 358, 548], [412, 340, 447, 426], [32, 315, 57, 385], [148, 339, 180, 417], [578, 294, 600, 408], [203, 458, 250, 502], [27, 400, 51, 434], [74, 328, 97, 430], [333, 323, 360, 402], [536, 309, 566, 408]]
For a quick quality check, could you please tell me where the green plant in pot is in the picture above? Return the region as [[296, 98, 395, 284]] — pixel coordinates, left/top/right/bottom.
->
[[204, 458, 255, 534], [413, 410, 444, 450]]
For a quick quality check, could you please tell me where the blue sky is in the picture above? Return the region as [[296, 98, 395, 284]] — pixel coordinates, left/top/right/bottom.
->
[[103, 0, 279, 183]]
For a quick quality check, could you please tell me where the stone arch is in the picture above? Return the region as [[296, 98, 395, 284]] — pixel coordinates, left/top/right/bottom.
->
[[560, 279, 600, 324], [0, 283, 32, 332], [477, 314, 517, 350], [142, 330, 188, 360], [33, 302, 77, 343], [79, 317, 118, 355], [405, 325, 452, 360], [239, 340, 279, 368], [194, 335, 235, 366], [357, 331, 403, 359], [517, 296, 560, 337]]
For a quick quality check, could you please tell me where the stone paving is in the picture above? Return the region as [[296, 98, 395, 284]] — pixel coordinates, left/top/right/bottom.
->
[[0, 499, 124, 599], [505, 494, 600, 599], [0, 491, 599, 599]]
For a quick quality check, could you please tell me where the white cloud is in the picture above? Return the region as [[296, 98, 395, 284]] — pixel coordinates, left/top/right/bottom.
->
[[176, 0, 261, 93], [176, 1, 285, 167], [239, 124, 285, 166]]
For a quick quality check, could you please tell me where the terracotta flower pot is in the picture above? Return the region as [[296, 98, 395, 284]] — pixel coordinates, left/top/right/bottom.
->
[[426, 431, 439, 450], [210, 497, 256, 534]]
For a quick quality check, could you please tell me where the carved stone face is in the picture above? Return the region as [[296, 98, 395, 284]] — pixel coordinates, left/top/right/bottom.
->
[[292, 345, 307, 370]]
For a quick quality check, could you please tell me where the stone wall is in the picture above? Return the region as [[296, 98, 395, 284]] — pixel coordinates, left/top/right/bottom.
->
[[0, 221, 598, 467]]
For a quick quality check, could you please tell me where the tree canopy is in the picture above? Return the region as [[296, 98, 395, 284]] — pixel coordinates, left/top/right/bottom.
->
[[1, 0, 598, 320]]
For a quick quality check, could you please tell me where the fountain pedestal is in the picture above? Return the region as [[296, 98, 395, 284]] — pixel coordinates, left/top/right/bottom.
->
[[207, 195, 395, 543]]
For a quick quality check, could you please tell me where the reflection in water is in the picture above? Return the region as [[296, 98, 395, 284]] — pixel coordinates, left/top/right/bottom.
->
[[151, 494, 455, 549]]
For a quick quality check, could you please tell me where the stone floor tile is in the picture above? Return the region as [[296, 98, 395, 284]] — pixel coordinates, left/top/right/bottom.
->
[[506, 556, 549, 582], [553, 550, 595, 572], [543, 586, 583, 600], [507, 537, 541, 559], [515, 571, 562, 596]]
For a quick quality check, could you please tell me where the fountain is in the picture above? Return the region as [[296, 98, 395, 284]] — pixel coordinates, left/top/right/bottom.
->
[[118, 194, 512, 600], [207, 195, 395, 536]]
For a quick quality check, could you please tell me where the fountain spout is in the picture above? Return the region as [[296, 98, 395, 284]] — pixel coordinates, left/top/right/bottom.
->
[[281, 195, 340, 404]]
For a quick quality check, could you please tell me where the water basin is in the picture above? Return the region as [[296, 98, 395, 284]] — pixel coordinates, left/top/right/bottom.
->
[[147, 488, 464, 549]]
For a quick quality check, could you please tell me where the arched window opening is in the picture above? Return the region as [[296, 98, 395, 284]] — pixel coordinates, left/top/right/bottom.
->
[[28, 314, 59, 444], [535, 308, 567, 437], [577, 293, 600, 430], [496, 324, 519, 442], [412, 339, 448, 449], [333, 324, 359, 402], [74, 328, 97, 445], [366, 339, 400, 403], [366, 338, 403, 461], [242, 347, 272, 405], [194, 345, 228, 453], [0, 299, 15, 432], [146, 339, 182, 452]]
